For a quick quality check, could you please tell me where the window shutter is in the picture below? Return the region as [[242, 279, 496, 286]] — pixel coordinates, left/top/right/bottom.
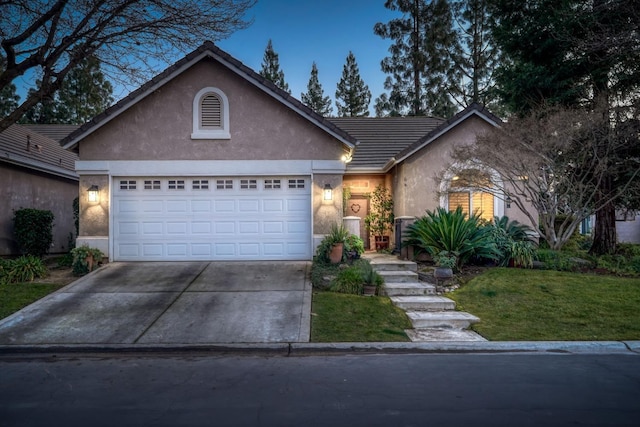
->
[[201, 94, 222, 128]]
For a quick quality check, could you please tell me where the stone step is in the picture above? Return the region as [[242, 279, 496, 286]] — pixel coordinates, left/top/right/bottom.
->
[[390, 296, 456, 311], [406, 311, 480, 329], [405, 328, 487, 342], [368, 259, 417, 272], [378, 270, 419, 283], [383, 282, 436, 296]]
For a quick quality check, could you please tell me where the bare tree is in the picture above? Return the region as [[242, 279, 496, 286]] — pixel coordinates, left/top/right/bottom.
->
[[443, 104, 640, 250], [0, 0, 255, 132]]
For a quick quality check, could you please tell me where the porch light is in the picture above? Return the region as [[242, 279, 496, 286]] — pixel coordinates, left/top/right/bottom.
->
[[88, 185, 99, 203], [506, 196, 512, 208], [323, 183, 333, 201]]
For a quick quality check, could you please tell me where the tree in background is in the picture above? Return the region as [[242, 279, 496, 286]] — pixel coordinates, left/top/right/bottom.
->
[[489, 0, 640, 254], [0, 57, 19, 118], [0, 0, 256, 132], [259, 39, 290, 94], [449, 0, 501, 113], [374, 0, 458, 117], [21, 55, 113, 124], [301, 62, 332, 116], [335, 51, 371, 117]]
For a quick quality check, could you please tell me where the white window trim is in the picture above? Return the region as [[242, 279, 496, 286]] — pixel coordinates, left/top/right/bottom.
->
[[439, 163, 505, 219], [191, 87, 230, 139]]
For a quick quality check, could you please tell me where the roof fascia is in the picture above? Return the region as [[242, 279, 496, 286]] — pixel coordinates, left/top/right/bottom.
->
[[1, 152, 79, 180]]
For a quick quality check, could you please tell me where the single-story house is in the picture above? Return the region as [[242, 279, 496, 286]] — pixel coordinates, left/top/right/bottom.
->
[[0, 124, 79, 255], [59, 42, 637, 261]]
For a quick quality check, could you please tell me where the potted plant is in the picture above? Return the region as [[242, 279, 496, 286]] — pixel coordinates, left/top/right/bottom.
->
[[70, 245, 104, 276], [433, 250, 457, 281], [364, 184, 394, 251], [327, 223, 350, 264], [344, 234, 365, 261], [359, 261, 383, 296]]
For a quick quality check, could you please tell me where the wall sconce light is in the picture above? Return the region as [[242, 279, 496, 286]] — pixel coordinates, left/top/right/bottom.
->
[[323, 183, 333, 201], [506, 196, 512, 208], [88, 185, 99, 203]]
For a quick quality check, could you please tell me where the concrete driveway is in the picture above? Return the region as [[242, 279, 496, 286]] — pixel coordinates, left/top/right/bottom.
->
[[0, 261, 312, 345]]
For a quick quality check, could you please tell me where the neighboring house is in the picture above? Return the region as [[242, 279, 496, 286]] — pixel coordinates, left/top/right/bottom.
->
[[0, 124, 79, 255], [59, 42, 638, 261]]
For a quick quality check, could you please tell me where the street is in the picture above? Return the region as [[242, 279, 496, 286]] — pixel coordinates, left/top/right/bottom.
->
[[1, 352, 639, 426]]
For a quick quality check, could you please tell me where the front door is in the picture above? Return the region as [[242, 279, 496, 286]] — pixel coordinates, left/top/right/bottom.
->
[[345, 195, 370, 250]]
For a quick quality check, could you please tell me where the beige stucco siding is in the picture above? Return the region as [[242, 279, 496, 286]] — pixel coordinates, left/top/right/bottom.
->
[[79, 59, 345, 162], [0, 163, 78, 255]]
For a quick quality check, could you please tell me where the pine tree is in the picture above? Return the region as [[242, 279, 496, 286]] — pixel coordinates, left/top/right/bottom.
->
[[0, 57, 20, 119], [259, 39, 291, 94], [301, 62, 333, 116], [374, 0, 458, 117], [335, 52, 371, 117], [21, 55, 113, 124]]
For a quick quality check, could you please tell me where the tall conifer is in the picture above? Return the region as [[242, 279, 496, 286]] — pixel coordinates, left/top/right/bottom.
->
[[335, 52, 371, 117], [259, 39, 291, 94], [301, 62, 333, 116]]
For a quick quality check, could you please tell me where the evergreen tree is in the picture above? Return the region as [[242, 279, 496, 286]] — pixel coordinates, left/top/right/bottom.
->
[[490, 0, 640, 254], [335, 52, 371, 117], [374, 0, 458, 117], [259, 39, 290, 94], [21, 55, 113, 124], [0, 82, 19, 119], [301, 62, 333, 116], [450, 0, 501, 112]]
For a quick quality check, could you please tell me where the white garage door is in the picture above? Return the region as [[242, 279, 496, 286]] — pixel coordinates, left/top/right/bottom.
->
[[112, 176, 311, 261]]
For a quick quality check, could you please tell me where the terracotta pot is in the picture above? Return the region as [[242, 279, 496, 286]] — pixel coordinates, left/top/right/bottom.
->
[[329, 243, 344, 264], [85, 255, 94, 272]]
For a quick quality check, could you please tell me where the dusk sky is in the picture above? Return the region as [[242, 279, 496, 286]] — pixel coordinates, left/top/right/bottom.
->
[[218, 0, 398, 114]]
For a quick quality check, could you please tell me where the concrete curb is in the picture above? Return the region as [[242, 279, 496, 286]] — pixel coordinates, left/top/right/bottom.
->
[[1, 341, 638, 357]]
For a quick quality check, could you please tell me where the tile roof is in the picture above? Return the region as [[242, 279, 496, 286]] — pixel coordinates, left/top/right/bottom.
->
[[22, 124, 80, 142], [328, 116, 444, 172], [0, 124, 78, 180], [61, 41, 358, 150]]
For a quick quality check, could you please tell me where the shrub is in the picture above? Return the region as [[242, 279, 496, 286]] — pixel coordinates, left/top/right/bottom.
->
[[315, 223, 351, 264], [344, 234, 365, 259], [71, 246, 104, 276], [487, 216, 536, 267], [403, 207, 500, 269], [535, 249, 595, 272], [13, 208, 55, 257], [330, 266, 363, 295], [2, 256, 47, 284]]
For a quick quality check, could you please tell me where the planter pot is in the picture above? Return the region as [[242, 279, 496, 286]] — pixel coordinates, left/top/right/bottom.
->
[[374, 235, 389, 250], [85, 255, 94, 272], [433, 267, 454, 280], [363, 285, 377, 296], [329, 243, 344, 264]]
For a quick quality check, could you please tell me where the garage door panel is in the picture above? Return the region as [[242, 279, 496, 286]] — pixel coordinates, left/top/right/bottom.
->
[[113, 176, 311, 261]]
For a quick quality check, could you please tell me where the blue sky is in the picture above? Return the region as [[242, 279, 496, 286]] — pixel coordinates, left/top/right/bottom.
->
[[217, 0, 399, 113]]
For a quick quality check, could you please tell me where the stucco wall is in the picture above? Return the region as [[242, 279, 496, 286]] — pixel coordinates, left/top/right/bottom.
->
[[617, 215, 640, 244], [78, 175, 110, 237], [0, 163, 78, 255], [79, 58, 345, 162], [313, 174, 343, 235]]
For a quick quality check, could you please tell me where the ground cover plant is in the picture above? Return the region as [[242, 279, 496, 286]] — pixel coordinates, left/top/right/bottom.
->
[[449, 268, 640, 341]]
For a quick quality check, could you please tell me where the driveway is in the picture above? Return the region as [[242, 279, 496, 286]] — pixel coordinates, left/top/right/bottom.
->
[[0, 261, 312, 345]]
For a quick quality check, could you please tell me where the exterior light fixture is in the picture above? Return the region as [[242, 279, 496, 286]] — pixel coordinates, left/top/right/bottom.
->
[[88, 185, 99, 203], [506, 196, 512, 208], [323, 183, 333, 201]]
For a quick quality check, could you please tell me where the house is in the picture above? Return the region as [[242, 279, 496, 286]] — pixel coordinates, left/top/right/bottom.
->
[[0, 124, 79, 255], [59, 42, 636, 262]]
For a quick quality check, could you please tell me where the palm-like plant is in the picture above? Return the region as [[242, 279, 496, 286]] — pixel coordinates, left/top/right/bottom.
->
[[403, 207, 500, 269], [488, 216, 536, 267]]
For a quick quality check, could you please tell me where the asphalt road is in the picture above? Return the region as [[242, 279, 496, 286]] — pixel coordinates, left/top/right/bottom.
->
[[1, 352, 639, 426]]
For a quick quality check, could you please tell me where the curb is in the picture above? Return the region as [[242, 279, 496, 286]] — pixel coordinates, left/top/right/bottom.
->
[[1, 341, 638, 357]]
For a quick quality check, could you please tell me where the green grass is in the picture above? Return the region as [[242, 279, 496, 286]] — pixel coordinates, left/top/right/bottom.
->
[[311, 291, 412, 342], [0, 281, 66, 320], [449, 268, 640, 341]]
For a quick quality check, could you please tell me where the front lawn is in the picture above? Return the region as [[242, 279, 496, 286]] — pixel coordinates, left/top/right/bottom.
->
[[449, 268, 640, 341], [0, 281, 67, 320], [311, 291, 412, 342]]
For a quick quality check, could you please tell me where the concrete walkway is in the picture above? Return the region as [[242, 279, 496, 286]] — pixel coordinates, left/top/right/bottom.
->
[[0, 261, 312, 345]]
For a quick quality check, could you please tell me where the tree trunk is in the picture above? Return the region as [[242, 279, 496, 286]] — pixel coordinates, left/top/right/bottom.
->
[[590, 177, 617, 255]]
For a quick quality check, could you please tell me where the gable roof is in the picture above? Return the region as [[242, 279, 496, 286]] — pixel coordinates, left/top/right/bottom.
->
[[388, 103, 502, 172], [0, 124, 78, 180], [328, 116, 443, 173], [61, 41, 358, 151]]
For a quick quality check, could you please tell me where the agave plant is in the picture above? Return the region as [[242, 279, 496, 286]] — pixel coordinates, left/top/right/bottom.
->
[[403, 207, 500, 269]]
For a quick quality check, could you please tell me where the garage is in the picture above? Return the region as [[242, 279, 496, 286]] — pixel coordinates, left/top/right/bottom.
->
[[112, 176, 312, 261]]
